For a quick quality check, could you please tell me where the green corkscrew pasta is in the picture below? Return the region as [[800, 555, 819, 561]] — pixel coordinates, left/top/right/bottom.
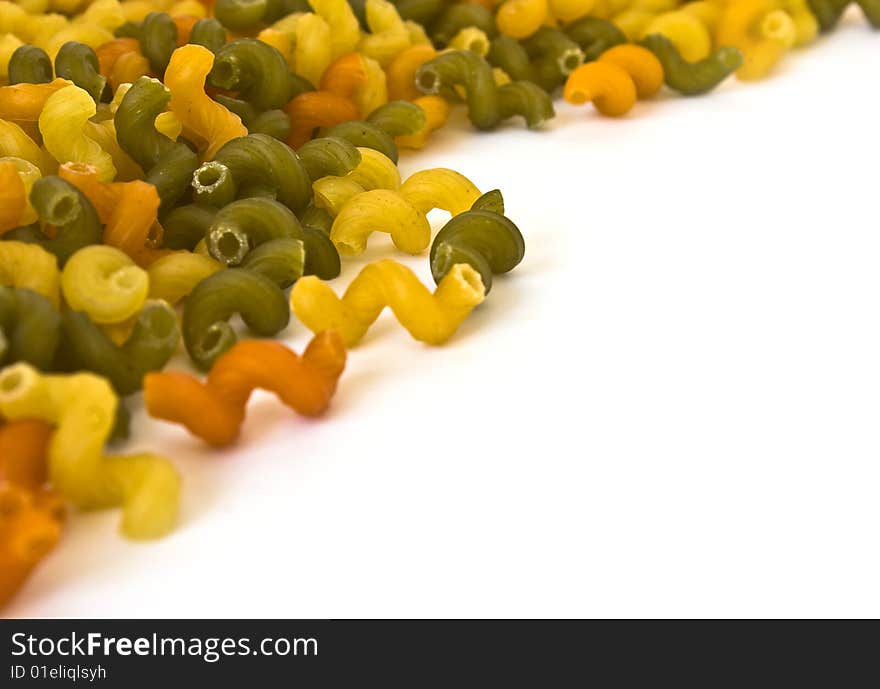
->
[[8, 45, 53, 85], [640, 33, 743, 95], [0, 286, 61, 370]]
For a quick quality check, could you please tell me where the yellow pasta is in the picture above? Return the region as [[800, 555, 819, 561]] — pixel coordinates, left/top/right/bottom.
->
[[290, 260, 485, 347], [399, 168, 482, 217], [330, 189, 430, 255], [168, 0, 205, 17], [779, 0, 818, 46], [293, 12, 333, 85], [0, 32, 23, 81], [0, 241, 61, 308], [359, 0, 411, 67], [146, 252, 223, 304], [396, 95, 450, 150], [39, 24, 114, 62], [39, 84, 116, 182], [347, 146, 401, 190], [309, 0, 361, 60], [165, 45, 248, 160], [448, 27, 491, 57], [641, 9, 712, 62], [313, 176, 366, 216], [680, 0, 724, 34], [497, 0, 549, 40], [353, 55, 388, 117], [0, 120, 56, 175], [404, 19, 431, 46], [61, 245, 150, 324], [0, 363, 181, 539], [83, 118, 144, 182], [716, 0, 796, 81], [548, 0, 595, 21], [74, 0, 125, 31]]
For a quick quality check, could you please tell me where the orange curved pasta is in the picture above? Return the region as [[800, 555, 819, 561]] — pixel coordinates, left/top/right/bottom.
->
[[0, 161, 27, 235], [320, 53, 369, 104], [110, 52, 151, 91], [563, 61, 637, 117], [0, 482, 64, 609], [284, 91, 360, 149], [0, 420, 53, 492], [396, 95, 450, 149], [164, 44, 248, 160], [598, 45, 664, 99], [386, 44, 437, 101], [58, 162, 169, 265], [144, 332, 347, 447], [96, 38, 142, 78], [0, 79, 71, 124]]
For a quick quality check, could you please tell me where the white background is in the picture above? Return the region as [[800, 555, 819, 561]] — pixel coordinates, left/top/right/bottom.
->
[[8, 13, 879, 618]]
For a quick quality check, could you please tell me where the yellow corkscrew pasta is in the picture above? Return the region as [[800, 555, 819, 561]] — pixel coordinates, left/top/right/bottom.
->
[[716, 0, 796, 81], [0, 241, 61, 308], [330, 189, 430, 255], [146, 251, 224, 304], [359, 0, 411, 67], [641, 9, 712, 62], [61, 245, 150, 324], [290, 259, 486, 346]]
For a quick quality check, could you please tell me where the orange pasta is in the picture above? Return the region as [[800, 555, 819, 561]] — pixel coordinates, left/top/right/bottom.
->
[[172, 15, 199, 45], [164, 44, 248, 160], [0, 482, 64, 610], [396, 95, 450, 149], [386, 44, 437, 101], [110, 52, 152, 91], [598, 45, 664, 99], [144, 332, 347, 447], [563, 61, 637, 117], [0, 420, 53, 492], [58, 162, 169, 265], [96, 38, 141, 78], [0, 79, 71, 123], [0, 161, 27, 235], [320, 53, 369, 104], [284, 91, 360, 149]]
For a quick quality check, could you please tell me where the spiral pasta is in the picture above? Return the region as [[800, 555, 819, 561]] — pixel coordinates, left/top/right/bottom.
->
[[290, 259, 486, 346], [0, 241, 60, 308], [144, 332, 347, 447], [0, 363, 181, 539], [61, 245, 149, 324]]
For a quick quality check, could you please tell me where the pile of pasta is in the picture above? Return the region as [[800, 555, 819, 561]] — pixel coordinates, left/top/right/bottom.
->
[[0, 0, 876, 608]]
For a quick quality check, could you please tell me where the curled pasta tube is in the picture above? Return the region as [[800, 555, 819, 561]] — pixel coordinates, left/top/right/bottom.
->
[[330, 189, 430, 255], [597, 44, 665, 99], [640, 33, 743, 96], [291, 259, 486, 347], [399, 168, 482, 217], [386, 43, 437, 101], [309, 0, 362, 60], [0, 479, 64, 609], [0, 242, 60, 309], [0, 79, 70, 125], [146, 252, 223, 305], [61, 245, 149, 325], [0, 160, 27, 235], [0, 286, 62, 370], [0, 363, 181, 539], [0, 157, 40, 226], [716, 0, 796, 81], [0, 420, 53, 492], [563, 61, 637, 117], [359, 0, 412, 67], [640, 9, 713, 62], [548, 0, 595, 22], [164, 44, 248, 160], [0, 119, 57, 176], [320, 52, 369, 105], [144, 332, 347, 448], [38, 84, 116, 182], [284, 91, 360, 150]]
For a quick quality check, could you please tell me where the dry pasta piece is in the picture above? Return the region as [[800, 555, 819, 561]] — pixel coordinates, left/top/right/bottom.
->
[[359, 0, 412, 67], [399, 168, 482, 216], [95, 37, 140, 77], [320, 52, 369, 104], [0, 160, 26, 235], [284, 91, 360, 149], [396, 95, 450, 149], [564, 61, 637, 116], [0, 241, 61, 308], [171, 13, 198, 44], [353, 56, 388, 117], [291, 260, 486, 347], [598, 44, 664, 99], [0, 420, 53, 492], [0, 363, 181, 540], [309, 0, 361, 60], [641, 9, 713, 62], [164, 44, 247, 160], [0, 79, 70, 124], [716, 0, 796, 81], [144, 332, 347, 447], [330, 188, 430, 255], [386, 43, 437, 101], [0, 120, 56, 175], [496, 0, 549, 40]]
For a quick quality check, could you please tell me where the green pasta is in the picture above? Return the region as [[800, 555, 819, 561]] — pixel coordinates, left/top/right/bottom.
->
[[182, 267, 290, 369], [213, 0, 271, 31], [431, 3, 497, 47], [300, 225, 340, 280], [7, 45, 53, 85], [209, 39, 294, 111], [213, 95, 290, 140], [640, 34, 743, 96], [296, 136, 363, 181], [0, 286, 61, 369], [809, 0, 880, 29], [191, 162, 237, 207], [5, 177, 102, 266], [189, 18, 227, 52], [323, 121, 399, 163], [54, 41, 107, 103], [393, 0, 445, 26], [115, 76, 200, 213], [205, 197, 304, 265], [60, 301, 180, 395], [114, 21, 142, 39], [239, 237, 305, 288], [522, 27, 584, 93], [208, 133, 313, 213], [564, 16, 627, 62], [141, 12, 178, 75], [429, 190, 524, 294], [299, 204, 333, 235], [487, 35, 536, 84], [365, 100, 427, 137], [416, 50, 554, 130], [161, 204, 217, 250]]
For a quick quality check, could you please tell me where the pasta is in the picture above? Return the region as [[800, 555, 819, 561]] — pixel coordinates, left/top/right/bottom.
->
[[359, 0, 411, 67], [283, 90, 360, 149], [290, 259, 486, 346], [329, 189, 430, 255], [61, 245, 149, 324], [0, 241, 61, 308], [146, 251, 223, 304], [386, 43, 436, 101], [496, 0, 547, 40], [144, 332, 346, 446], [564, 15, 627, 61], [0, 286, 61, 369], [716, 0, 797, 81], [395, 95, 450, 149], [0, 363, 181, 539], [7, 44, 53, 84], [641, 33, 743, 95], [640, 9, 712, 62], [597, 44, 664, 99], [0, 159, 27, 234], [563, 61, 637, 117], [54, 40, 107, 102]]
